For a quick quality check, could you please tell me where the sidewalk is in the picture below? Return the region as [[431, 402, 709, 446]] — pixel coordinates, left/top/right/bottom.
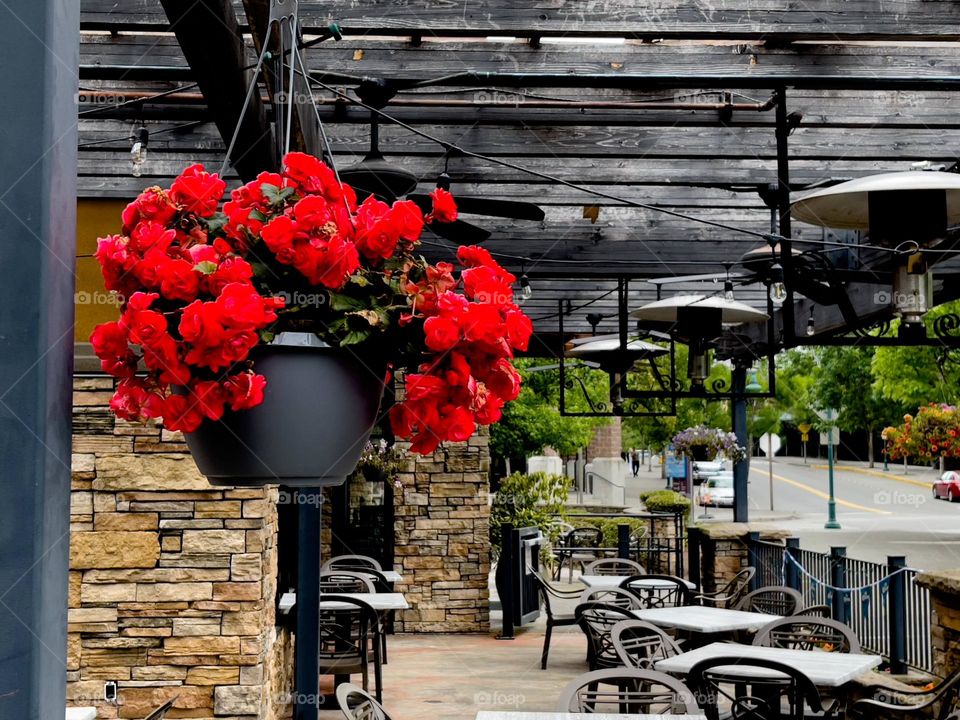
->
[[780, 455, 940, 488]]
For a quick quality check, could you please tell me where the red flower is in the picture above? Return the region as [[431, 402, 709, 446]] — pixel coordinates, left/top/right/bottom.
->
[[457, 245, 495, 268], [423, 315, 460, 351], [442, 406, 475, 442], [191, 380, 228, 421], [505, 309, 533, 351], [484, 358, 522, 402], [129, 221, 176, 255], [95, 235, 139, 296], [169, 164, 226, 216], [90, 322, 136, 377], [204, 257, 253, 297], [427, 188, 457, 224], [110, 377, 165, 422], [121, 187, 178, 233], [391, 200, 425, 241], [155, 255, 201, 302], [224, 372, 267, 411], [161, 394, 205, 433]]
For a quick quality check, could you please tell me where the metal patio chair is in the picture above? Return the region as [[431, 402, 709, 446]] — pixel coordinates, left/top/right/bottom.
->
[[694, 567, 756, 608], [319, 595, 384, 702], [336, 682, 395, 720], [580, 586, 643, 610], [558, 667, 697, 714], [532, 572, 582, 669], [620, 573, 692, 608], [610, 619, 682, 669], [575, 601, 638, 670], [851, 667, 960, 720], [736, 585, 804, 615], [584, 557, 646, 576]]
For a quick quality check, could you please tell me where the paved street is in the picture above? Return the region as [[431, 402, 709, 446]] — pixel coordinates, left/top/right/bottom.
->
[[631, 457, 960, 571]]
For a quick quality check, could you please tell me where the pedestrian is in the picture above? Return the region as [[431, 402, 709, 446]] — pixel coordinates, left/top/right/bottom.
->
[[630, 447, 640, 477]]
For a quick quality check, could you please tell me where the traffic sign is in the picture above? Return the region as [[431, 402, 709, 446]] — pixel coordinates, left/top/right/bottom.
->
[[815, 408, 837, 422], [820, 427, 840, 445], [758, 433, 782, 456]]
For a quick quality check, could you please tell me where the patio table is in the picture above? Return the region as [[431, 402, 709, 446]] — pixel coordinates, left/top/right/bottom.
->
[[278, 591, 409, 614], [66, 709, 97, 720], [655, 642, 882, 687], [581, 575, 696, 590], [476, 712, 706, 719], [631, 606, 780, 633]]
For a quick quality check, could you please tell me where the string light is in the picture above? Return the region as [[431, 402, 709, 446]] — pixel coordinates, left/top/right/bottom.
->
[[768, 263, 787, 306], [807, 307, 816, 336], [130, 126, 149, 177], [518, 274, 533, 303]]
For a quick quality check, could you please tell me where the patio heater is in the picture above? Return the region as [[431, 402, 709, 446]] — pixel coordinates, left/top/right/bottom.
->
[[792, 171, 960, 339], [564, 334, 669, 413], [630, 294, 769, 391]]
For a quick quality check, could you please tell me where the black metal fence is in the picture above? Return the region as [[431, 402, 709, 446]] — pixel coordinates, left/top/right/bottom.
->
[[559, 511, 686, 577], [748, 535, 932, 673]]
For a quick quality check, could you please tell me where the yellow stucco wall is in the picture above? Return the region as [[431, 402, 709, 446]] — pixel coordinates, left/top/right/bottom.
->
[[76, 199, 127, 342]]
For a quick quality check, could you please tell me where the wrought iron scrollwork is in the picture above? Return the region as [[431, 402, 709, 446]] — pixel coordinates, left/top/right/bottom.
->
[[710, 377, 730, 394], [563, 374, 608, 414], [934, 313, 960, 340]]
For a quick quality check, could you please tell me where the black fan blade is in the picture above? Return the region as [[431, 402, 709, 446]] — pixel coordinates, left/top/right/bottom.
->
[[428, 219, 492, 244], [408, 194, 545, 221]]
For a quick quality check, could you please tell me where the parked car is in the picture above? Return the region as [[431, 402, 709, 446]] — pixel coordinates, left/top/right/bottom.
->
[[692, 459, 726, 483], [702, 472, 735, 507], [933, 471, 960, 502]]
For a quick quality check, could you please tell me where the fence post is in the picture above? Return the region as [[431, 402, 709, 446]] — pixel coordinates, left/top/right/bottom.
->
[[677, 512, 685, 577], [888, 555, 908, 674], [495, 523, 515, 640], [747, 531, 761, 591], [688, 527, 702, 589], [785, 537, 800, 591], [617, 524, 630, 560], [830, 546, 849, 624]]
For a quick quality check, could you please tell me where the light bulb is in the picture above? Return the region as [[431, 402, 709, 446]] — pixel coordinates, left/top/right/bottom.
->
[[519, 274, 533, 303], [806, 310, 816, 336], [768, 263, 787, 306], [130, 127, 149, 177], [723, 280, 735, 301]]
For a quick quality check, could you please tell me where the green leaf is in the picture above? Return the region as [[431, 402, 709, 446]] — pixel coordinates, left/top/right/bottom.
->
[[249, 208, 268, 223], [260, 330, 275, 344], [350, 274, 371, 287], [260, 183, 281, 204], [329, 293, 365, 312], [341, 328, 372, 346], [193, 261, 218, 275], [204, 213, 227, 233]]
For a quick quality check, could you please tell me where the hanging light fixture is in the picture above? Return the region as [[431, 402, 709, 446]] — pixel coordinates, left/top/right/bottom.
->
[[768, 263, 787, 306], [806, 307, 816, 336], [130, 126, 149, 177], [744, 369, 763, 393], [631, 294, 768, 390], [518, 274, 533, 303], [792, 170, 960, 338]]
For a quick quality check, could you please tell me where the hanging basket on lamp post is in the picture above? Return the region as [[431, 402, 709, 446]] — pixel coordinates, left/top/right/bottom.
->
[[672, 425, 747, 464], [89, 155, 533, 487]]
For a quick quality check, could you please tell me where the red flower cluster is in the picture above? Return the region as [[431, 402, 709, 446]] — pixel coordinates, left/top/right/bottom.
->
[[390, 245, 532, 454], [91, 153, 533, 454], [92, 164, 280, 433]]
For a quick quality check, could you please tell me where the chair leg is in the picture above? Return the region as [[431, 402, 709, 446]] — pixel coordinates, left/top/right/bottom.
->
[[541, 622, 553, 669], [381, 625, 388, 664], [373, 632, 383, 703]]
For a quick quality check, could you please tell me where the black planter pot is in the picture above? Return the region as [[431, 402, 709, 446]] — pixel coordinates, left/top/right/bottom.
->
[[185, 333, 384, 487], [690, 445, 712, 462]]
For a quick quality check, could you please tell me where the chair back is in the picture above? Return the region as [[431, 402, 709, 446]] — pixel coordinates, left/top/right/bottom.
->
[[753, 616, 861, 653], [323, 554, 382, 571], [143, 699, 176, 720], [585, 558, 646, 576], [563, 526, 603, 548], [687, 656, 823, 720], [532, 573, 579, 619], [558, 668, 696, 714], [320, 570, 375, 593], [575, 601, 638, 669], [717, 567, 756, 607], [610, 619, 681, 669], [793, 604, 830, 618], [336, 683, 394, 720], [736, 585, 803, 615], [580, 587, 642, 610], [318, 596, 378, 668], [620, 574, 692, 608]]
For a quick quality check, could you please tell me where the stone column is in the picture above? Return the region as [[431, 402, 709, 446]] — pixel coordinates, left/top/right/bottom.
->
[[916, 570, 960, 678], [585, 420, 625, 505], [694, 523, 789, 593]]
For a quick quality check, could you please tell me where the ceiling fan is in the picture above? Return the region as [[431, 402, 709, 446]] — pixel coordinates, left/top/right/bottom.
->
[[336, 80, 545, 244]]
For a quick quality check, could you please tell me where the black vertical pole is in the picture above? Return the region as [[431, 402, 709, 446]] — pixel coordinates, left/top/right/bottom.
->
[[0, 3, 77, 719], [775, 86, 796, 344], [784, 537, 801, 591], [732, 365, 750, 522], [687, 527, 701, 589], [747, 531, 761, 591], [617, 524, 631, 560], [295, 488, 322, 720], [496, 523, 516, 640], [888, 555, 908, 674], [830, 546, 849, 624]]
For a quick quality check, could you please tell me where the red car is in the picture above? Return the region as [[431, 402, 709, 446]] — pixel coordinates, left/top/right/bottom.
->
[[933, 471, 960, 502]]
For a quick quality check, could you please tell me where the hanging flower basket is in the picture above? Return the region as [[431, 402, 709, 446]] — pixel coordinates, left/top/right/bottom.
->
[[184, 334, 383, 486], [90, 153, 532, 486], [672, 424, 747, 463], [883, 404, 960, 463]]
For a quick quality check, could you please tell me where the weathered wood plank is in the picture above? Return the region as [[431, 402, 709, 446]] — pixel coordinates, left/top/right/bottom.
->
[[79, 0, 960, 40]]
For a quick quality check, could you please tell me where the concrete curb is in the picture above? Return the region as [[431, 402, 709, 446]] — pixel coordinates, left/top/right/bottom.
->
[[809, 463, 932, 489]]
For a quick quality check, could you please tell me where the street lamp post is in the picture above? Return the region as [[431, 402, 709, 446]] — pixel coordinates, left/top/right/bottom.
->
[[825, 408, 841, 529]]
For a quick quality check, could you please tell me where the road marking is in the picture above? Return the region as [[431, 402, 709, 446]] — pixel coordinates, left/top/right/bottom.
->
[[764, 472, 892, 515], [809, 464, 930, 489]]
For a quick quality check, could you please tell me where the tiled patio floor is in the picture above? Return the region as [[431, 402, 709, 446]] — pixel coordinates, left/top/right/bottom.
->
[[318, 617, 586, 719]]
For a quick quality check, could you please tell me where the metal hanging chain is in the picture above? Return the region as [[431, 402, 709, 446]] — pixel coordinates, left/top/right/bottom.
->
[[283, 18, 297, 157], [782, 550, 915, 593], [218, 35, 276, 177]]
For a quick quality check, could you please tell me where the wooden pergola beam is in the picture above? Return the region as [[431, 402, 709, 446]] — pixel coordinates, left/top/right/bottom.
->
[[159, 0, 275, 180]]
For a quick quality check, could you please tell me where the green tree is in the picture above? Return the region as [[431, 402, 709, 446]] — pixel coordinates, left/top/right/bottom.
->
[[872, 300, 960, 407], [810, 346, 904, 467], [489, 359, 609, 461]]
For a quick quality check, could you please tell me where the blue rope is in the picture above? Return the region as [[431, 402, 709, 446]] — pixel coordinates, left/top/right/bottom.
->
[[783, 550, 915, 593]]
